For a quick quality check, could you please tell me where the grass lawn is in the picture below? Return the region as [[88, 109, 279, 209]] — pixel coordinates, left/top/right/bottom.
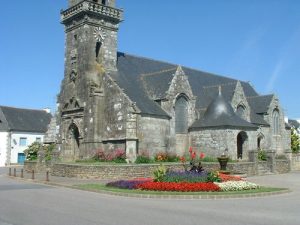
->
[[73, 183, 288, 196]]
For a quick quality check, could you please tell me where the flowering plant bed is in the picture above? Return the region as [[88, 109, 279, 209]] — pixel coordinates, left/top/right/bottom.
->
[[105, 172, 254, 192], [136, 181, 220, 192]]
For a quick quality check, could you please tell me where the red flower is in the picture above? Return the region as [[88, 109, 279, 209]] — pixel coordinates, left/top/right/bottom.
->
[[219, 173, 243, 182], [191, 151, 196, 159], [200, 152, 205, 159], [136, 181, 220, 192], [179, 156, 186, 163], [188, 146, 193, 153]]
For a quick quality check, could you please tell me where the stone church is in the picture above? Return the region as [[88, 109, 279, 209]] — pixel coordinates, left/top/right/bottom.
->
[[57, 0, 291, 162]]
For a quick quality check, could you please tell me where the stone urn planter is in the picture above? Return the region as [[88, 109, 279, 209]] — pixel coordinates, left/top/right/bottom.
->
[[217, 156, 229, 171]]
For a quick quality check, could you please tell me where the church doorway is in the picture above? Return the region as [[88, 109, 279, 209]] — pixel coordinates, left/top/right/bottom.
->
[[237, 131, 247, 159], [68, 123, 80, 159], [257, 134, 264, 150]]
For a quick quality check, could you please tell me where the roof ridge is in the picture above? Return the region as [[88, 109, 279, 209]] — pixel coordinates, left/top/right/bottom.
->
[[141, 67, 178, 77], [0, 105, 48, 113], [203, 82, 237, 89], [247, 94, 274, 99]]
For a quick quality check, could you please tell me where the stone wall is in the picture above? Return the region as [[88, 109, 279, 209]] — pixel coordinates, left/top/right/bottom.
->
[[291, 153, 300, 170], [275, 160, 290, 174], [137, 116, 170, 155], [190, 129, 257, 160], [24, 159, 290, 179]]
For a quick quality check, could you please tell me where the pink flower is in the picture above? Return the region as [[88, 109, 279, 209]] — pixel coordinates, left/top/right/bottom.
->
[[188, 147, 193, 153], [200, 152, 205, 159], [191, 151, 196, 159]]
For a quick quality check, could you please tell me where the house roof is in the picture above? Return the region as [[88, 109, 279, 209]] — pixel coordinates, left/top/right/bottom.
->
[[115, 52, 259, 117], [288, 119, 300, 129], [0, 106, 52, 133], [190, 92, 257, 130]]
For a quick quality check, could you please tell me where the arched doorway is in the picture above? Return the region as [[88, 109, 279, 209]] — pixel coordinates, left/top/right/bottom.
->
[[257, 133, 264, 150], [237, 131, 248, 159], [68, 123, 80, 159]]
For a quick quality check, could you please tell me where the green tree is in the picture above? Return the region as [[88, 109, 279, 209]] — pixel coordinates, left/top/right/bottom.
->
[[291, 128, 300, 153]]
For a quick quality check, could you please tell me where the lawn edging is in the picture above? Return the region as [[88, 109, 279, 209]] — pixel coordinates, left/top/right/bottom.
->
[[73, 184, 291, 200]]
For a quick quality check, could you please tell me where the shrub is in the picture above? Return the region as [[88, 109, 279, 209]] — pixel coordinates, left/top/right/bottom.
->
[[112, 148, 126, 163], [92, 148, 126, 163], [24, 142, 41, 161], [206, 171, 221, 182], [258, 149, 267, 161], [154, 152, 179, 162], [44, 143, 56, 162], [153, 164, 167, 182], [135, 150, 153, 164]]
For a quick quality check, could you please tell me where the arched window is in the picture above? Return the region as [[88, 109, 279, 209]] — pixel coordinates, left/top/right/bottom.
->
[[175, 95, 188, 134], [236, 105, 246, 119], [272, 109, 280, 135]]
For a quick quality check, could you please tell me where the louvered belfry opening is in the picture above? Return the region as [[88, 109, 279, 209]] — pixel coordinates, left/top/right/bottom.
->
[[175, 95, 188, 134]]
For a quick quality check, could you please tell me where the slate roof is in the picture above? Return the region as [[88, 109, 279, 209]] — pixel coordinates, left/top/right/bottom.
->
[[288, 119, 300, 129], [247, 95, 274, 114], [0, 106, 52, 133], [190, 92, 257, 130], [115, 52, 259, 117]]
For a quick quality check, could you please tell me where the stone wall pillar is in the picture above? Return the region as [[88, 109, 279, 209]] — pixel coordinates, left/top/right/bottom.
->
[[248, 150, 258, 163], [285, 150, 293, 171], [266, 150, 276, 173]]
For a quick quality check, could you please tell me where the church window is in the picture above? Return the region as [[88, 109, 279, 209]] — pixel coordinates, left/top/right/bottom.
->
[[236, 105, 246, 119], [272, 109, 280, 135], [95, 42, 102, 60], [175, 95, 188, 134], [101, 0, 107, 5]]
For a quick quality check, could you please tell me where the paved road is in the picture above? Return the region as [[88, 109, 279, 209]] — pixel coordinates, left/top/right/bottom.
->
[[0, 167, 299, 225]]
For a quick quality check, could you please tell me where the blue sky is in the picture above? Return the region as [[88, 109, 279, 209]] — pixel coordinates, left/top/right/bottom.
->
[[0, 0, 299, 119]]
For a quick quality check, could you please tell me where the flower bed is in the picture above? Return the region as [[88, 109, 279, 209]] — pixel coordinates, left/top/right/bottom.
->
[[219, 173, 243, 182], [106, 178, 152, 190], [216, 181, 259, 192], [136, 181, 220, 192]]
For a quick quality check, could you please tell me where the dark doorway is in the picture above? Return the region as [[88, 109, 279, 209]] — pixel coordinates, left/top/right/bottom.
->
[[69, 123, 80, 148], [237, 132, 247, 159]]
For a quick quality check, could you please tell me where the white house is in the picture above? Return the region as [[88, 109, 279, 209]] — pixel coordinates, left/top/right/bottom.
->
[[0, 106, 51, 167]]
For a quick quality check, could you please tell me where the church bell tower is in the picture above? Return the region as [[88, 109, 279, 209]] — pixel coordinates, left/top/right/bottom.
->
[[57, 0, 123, 161]]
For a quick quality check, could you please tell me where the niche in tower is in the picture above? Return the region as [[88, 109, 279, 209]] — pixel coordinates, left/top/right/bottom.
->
[[95, 41, 102, 62]]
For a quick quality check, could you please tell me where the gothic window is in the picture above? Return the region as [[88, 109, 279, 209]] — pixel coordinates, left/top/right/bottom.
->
[[175, 95, 188, 134], [272, 109, 280, 135], [236, 105, 246, 119]]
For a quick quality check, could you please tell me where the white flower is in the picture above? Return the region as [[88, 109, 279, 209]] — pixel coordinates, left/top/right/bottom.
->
[[215, 181, 259, 191]]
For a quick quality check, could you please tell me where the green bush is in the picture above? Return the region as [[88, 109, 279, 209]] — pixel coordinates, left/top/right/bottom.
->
[[153, 164, 167, 182], [44, 143, 56, 162], [154, 152, 179, 162], [206, 171, 221, 182], [258, 149, 267, 161], [201, 156, 218, 162], [24, 142, 41, 161], [135, 155, 153, 164], [135, 150, 153, 164]]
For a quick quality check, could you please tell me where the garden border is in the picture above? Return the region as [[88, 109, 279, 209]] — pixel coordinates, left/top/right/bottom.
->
[[72, 185, 291, 200]]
